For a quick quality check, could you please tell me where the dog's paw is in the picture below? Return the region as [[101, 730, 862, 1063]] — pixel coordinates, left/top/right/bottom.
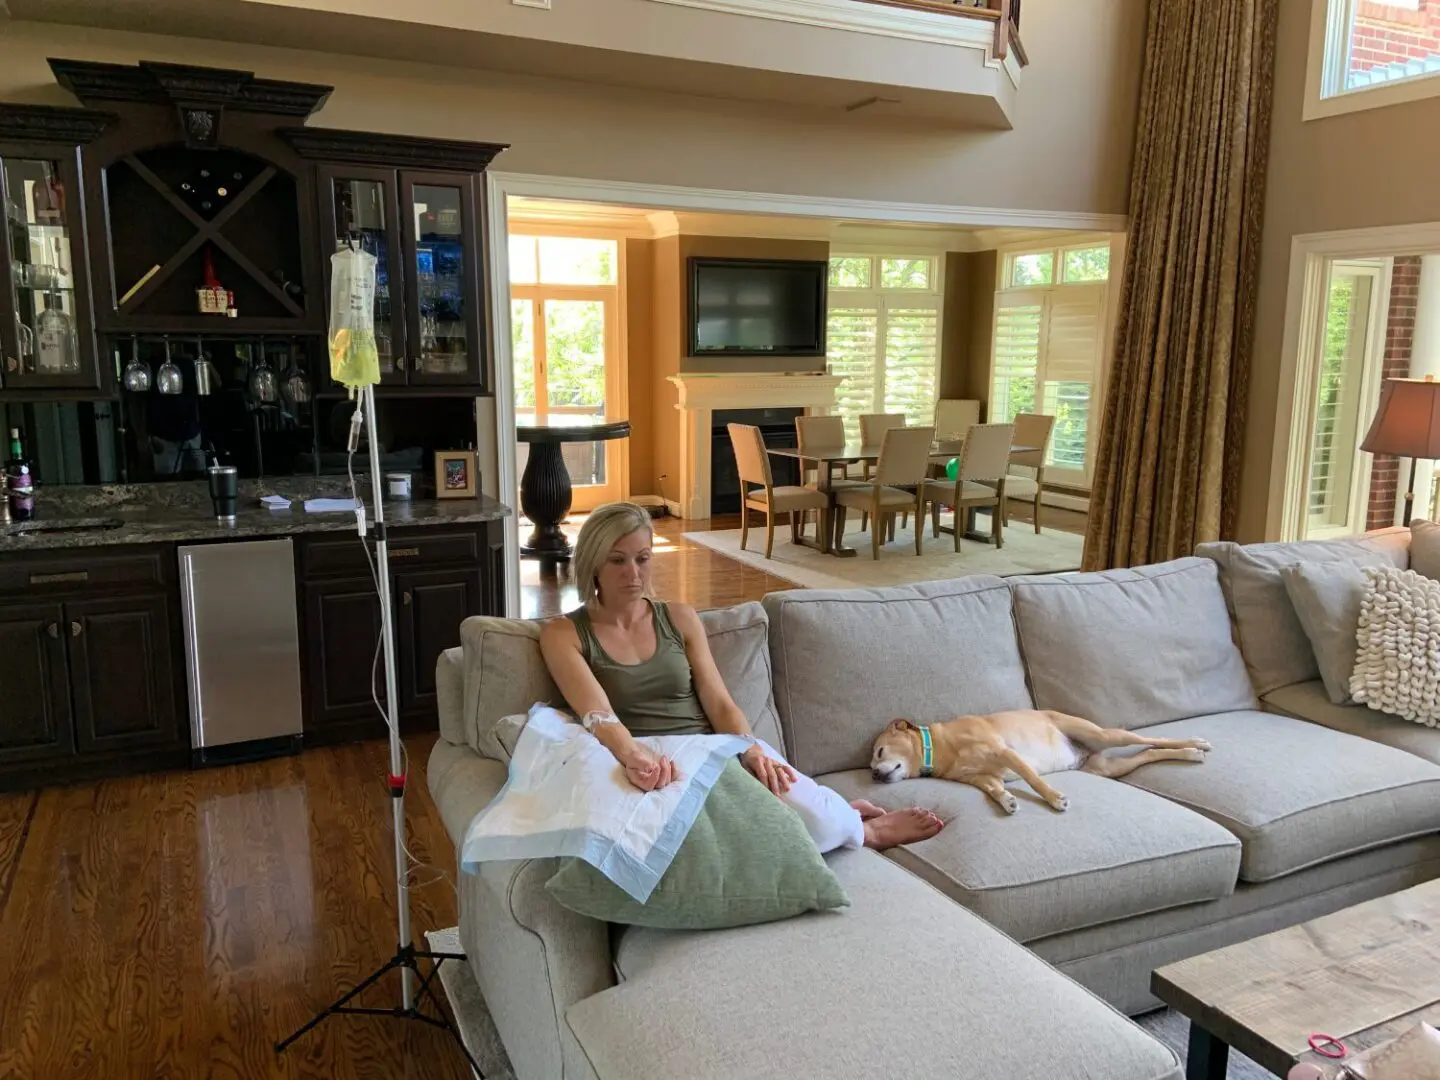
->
[[999, 792, 1019, 815], [1187, 739, 1212, 752], [1047, 792, 1070, 813], [1179, 747, 1207, 763]]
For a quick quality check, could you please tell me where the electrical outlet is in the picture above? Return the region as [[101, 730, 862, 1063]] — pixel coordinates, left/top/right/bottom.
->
[[512, 0, 551, 8]]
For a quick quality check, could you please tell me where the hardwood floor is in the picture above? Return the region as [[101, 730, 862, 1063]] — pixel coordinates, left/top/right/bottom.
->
[[0, 736, 474, 1080], [0, 502, 1087, 1080]]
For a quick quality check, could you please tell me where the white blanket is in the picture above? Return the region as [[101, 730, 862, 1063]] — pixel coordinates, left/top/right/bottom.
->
[[460, 704, 749, 902]]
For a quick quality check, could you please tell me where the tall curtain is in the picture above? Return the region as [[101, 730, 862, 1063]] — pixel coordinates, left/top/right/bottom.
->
[[1083, 0, 1278, 570]]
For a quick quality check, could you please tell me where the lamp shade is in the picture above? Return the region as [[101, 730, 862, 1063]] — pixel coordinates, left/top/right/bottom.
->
[[1360, 377, 1440, 459]]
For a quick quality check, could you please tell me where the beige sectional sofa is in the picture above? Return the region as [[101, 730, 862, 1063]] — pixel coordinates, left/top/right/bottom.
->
[[427, 531, 1440, 1080]]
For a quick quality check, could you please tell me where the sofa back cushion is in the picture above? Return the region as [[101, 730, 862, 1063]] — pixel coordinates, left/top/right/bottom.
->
[[1009, 558, 1255, 729], [456, 602, 783, 761], [1195, 529, 1410, 696], [763, 577, 1032, 777]]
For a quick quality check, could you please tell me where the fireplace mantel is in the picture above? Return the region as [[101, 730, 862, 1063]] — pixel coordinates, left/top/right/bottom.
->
[[668, 372, 843, 520]]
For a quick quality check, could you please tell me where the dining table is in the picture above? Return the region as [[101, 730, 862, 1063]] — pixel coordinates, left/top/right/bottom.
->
[[766, 437, 1041, 558]]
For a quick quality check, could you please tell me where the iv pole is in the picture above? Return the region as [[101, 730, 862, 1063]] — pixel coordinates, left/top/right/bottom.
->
[[275, 244, 483, 1075]]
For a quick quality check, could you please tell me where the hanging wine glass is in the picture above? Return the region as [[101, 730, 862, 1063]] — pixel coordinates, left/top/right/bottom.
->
[[283, 339, 311, 406], [156, 336, 184, 395], [248, 340, 278, 404], [122, 334, 150, 392]]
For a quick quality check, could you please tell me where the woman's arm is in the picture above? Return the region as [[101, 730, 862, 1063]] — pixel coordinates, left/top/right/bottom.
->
[[668, 603, 795, 795], [538, 618, 676, 790]]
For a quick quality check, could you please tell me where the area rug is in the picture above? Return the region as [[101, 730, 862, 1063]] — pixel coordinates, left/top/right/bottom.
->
[[425, 927, 515, 1080], [684, 515, 1084, 590], [424, 927, 1266, 1080]]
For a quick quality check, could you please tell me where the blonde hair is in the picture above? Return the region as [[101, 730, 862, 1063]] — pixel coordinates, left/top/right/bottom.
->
[[573, 502, 654, 608]]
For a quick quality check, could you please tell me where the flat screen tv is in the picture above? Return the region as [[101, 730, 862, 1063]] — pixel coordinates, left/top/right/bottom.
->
[[688, 257, 827, 357]]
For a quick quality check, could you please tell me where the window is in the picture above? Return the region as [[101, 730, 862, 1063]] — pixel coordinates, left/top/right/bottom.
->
[[992, 242, 1111, 485], [825, 255, 941, 442], [1309, 0, 1440, 118]]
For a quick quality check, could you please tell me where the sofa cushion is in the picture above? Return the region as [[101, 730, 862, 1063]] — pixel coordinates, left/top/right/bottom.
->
[[457, 602, 784, 760], [820, 769, 1241, 942], [1195, 530, 1409, 696], [1279, 561, 1368, 705], [1010, 558, 1255, 729], [763, 578, 1032, 777], [1411, 518, 1440, 580], [572, 848, 1182, 1080], [1263, 680, 1440, 766], [1119, 711, 1440, 882]]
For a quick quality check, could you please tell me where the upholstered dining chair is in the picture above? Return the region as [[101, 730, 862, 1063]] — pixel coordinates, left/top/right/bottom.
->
[[834, 426, 935, 560], [795, 414, 865, 541], [859, 412, 910, 534], [728, 422, 828, 559], [932, 398, 981, 438], [923, 422, 1014, 552], [1003, 412, 1057, 534]]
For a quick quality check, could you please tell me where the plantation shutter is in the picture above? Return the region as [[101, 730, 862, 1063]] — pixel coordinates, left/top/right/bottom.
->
[[1040, 291, 1105, 472], [991, 298, 1043, 424], [882, 304, 940, 426], [827, 306, 880, 444]]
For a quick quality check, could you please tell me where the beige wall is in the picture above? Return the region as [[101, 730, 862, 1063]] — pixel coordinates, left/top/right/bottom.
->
[[624, 238, 655, 496], [1241, 2, 1440, 540], [651, 236, 683, 506], [939, 250, 997, 411], [0, 12, 1143, 214]]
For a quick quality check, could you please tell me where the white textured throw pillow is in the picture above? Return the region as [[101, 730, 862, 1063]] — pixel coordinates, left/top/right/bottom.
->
[[1350, 566, 1440, 728]]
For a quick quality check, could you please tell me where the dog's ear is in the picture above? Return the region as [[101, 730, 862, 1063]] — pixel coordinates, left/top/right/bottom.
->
[[887, 718, 914, 732]]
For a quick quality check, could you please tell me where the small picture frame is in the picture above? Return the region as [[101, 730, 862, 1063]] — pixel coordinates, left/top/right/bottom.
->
[[434, 449, 478, 499]]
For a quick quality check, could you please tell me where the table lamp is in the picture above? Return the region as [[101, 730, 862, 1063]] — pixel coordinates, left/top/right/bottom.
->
[[1360, 375, 1440, 526]]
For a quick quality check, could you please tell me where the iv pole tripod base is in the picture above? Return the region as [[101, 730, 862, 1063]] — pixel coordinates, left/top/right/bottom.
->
[[274, 944, 484, 1075]]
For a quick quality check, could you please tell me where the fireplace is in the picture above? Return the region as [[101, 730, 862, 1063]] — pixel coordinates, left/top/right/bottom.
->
[[711, 407, 803, 516], [667, 373, 844, 520]]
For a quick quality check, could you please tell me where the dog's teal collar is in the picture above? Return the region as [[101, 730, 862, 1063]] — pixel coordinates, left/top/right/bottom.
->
[[919, 725, 933, 777]]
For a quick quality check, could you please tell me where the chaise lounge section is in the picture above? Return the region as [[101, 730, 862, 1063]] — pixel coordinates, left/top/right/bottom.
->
[[428, 530, 1440, 1078]]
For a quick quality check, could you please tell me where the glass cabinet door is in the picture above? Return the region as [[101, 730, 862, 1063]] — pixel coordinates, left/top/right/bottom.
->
[[400, 171, 484, 388], [1, 150, 97, 389], [320, 167, 406, 387]]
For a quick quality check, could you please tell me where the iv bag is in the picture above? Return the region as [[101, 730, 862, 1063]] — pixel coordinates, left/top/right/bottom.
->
[[328, 246, 380, 389]]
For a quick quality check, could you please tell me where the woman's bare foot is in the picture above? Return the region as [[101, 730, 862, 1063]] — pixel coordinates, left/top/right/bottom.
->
[[862, 808, 943, 849], [850, 799, 886, 821]]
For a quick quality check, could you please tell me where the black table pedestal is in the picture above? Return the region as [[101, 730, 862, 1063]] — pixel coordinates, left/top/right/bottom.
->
[[520, 441, 574, 567]]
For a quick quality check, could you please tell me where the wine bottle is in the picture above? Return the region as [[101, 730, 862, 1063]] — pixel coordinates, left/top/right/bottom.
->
[[7, 428, 35, 522]]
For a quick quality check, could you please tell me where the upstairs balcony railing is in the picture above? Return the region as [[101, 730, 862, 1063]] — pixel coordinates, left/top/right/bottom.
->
[[856, 0, 1027, 65]]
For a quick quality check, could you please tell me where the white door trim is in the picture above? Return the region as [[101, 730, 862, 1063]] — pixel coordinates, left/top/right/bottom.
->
[[485, 172, 1130, 614], [1268, 221, 1440, 542]]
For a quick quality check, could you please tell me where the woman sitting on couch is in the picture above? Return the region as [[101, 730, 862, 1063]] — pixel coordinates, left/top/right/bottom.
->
[[539, 501, 944, 852]]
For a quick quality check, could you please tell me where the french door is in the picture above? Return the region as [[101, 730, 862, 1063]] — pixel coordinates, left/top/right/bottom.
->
[[509, 234, 624, 513], [1302, 259, 1387, 539]]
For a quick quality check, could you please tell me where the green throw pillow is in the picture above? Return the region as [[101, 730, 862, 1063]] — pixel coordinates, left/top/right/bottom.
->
[[545, 758, 850, 929]]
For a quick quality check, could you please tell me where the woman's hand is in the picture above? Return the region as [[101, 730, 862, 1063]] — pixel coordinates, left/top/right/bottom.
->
[[741, 745, 796, 796], [620, 745, 681, 792]]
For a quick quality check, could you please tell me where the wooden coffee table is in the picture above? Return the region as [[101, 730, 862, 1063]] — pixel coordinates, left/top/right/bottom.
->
[[1152, 878, 1440, 1078]]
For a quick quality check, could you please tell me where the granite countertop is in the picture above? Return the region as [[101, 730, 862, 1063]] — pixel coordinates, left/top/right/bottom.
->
[[0, 479, 512, 553]]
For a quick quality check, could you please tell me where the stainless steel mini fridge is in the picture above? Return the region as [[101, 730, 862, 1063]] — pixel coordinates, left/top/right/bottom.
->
[[178, 538, 305, 764]]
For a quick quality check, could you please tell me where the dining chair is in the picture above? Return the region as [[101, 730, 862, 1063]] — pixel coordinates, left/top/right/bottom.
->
[[859, 412, 910, 535], [834, 426, 935, 560], [932, 398, 981, 439], [923, 422, 1014, 552], [728, 422, 828, 559], [1003, 413, 1057, 534], [795, 414, 864, 542]]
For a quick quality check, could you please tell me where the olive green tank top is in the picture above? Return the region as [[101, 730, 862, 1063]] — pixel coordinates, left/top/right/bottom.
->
[[568, 600, 712, 737]]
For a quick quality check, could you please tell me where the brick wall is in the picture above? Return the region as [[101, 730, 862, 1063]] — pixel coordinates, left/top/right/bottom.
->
[[1365, 256, 1423, 530], [1351, 0, 1440, 73]]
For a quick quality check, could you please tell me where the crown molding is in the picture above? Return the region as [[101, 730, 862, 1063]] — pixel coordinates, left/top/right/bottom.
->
[[645, 0, 995, 50], [48, 58, 333, 118], [0, 103, 116, 145], [279, 127, 508, 172]]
